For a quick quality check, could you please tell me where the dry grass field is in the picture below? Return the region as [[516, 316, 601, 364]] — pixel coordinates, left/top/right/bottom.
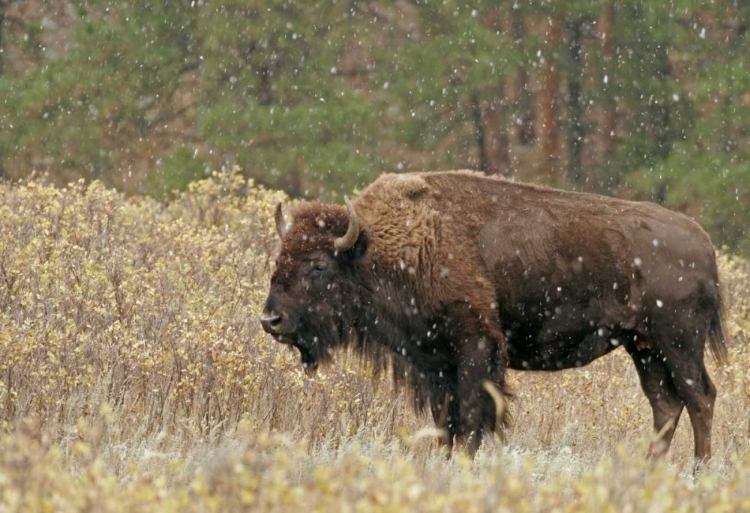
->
[[0, 171, 748, 511]]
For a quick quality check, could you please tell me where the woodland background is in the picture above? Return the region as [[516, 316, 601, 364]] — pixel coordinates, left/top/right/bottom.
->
[[0, 0, 748, 255], [1, 2, 750, 509]]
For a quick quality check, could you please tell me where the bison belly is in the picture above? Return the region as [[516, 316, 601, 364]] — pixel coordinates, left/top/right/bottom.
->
[[499, 275, 634, 372], [505, 326, 624, 371]]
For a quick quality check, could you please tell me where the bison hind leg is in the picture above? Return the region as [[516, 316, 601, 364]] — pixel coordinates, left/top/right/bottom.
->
[[658, 336, 717, 466], [626, 340, 684, 459], [634, 312, 718, 467]]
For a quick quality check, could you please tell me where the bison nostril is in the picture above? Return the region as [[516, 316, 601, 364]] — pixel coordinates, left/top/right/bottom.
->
[[260, 310, 285, 332]]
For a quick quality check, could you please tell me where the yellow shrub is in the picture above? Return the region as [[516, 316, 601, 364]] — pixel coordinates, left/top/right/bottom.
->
[[0, 172, 749, 511]]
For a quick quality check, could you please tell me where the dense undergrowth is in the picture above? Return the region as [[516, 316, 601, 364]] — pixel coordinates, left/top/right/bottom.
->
[[0, 171, 748, 511]]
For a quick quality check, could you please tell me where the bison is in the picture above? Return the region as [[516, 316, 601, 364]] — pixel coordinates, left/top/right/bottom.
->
[[260, 170, 726, 463]]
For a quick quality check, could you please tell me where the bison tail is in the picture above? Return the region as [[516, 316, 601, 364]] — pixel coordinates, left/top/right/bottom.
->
[[708, 287, 729, 366]]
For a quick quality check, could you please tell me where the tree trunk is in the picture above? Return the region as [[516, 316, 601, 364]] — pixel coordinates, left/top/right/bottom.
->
[[719, 96, 735, 154], [481, 82, 512, 176], [600, 1, 617, 163], [255, 64, 272, 106], [0, 4, 5, 179], [472, 4, 512, 176], [719, 5, 748, 154], [539, 14, 563, 180], [0, 5, 5, 76], [565, 17, 584, 186], [281, 165, 302, 198], [651, 45, 671, 160], [471, 92, 489, 173], [511, 8, 535, 145]]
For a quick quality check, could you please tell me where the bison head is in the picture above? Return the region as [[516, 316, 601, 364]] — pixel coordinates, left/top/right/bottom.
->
[[260, 197, 366, 372]]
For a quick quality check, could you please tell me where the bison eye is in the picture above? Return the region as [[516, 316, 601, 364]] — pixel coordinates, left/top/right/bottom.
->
[[313, 261, 328, 272]]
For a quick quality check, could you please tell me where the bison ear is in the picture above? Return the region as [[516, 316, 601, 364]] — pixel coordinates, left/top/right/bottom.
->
[[337, 230, 369, 261], [352, 230, 368, 259]]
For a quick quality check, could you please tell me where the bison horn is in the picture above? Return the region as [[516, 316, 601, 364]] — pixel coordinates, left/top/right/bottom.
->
[[334, 196, 360, 252], [274, 203, 288, 239]]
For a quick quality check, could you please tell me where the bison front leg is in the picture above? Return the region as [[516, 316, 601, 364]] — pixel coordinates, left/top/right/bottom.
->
[[458, 353, 492, 458], [429, 385, 458, 457], [445, 301, 510, 459]]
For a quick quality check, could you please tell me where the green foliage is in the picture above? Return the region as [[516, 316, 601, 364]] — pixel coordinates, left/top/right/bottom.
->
[[629, 145, 750, 253], [377, 3, 518, 158], [146, 147, 209, 200], [199, 93, 375, 197], [194, 1, 380, 197], [0, 1, 199, 180], [0, 0, 748, 252]]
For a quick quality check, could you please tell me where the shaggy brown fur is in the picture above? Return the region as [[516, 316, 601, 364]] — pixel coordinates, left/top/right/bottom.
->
[[261, 170, 726, 462]]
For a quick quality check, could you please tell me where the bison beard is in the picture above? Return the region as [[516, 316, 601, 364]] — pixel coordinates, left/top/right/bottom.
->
[[260, 170, 726, 466]]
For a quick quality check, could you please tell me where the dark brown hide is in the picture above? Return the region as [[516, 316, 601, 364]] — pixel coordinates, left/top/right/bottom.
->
[[261, 171, 726, 463]]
